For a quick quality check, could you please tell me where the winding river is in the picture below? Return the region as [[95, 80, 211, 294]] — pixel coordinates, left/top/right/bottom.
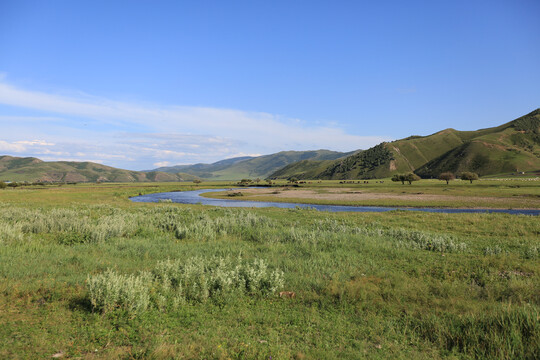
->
[[130, 188, 540, 215]]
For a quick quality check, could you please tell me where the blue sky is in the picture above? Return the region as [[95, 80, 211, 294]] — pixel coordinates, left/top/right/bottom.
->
[[0, 0, 539, 170]]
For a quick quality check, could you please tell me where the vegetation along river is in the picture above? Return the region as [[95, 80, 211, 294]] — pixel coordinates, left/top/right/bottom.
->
[[130, 188, 540, 215]]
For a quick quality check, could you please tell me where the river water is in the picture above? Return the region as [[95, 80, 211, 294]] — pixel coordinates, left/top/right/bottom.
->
[[129, 188, 540, 215]]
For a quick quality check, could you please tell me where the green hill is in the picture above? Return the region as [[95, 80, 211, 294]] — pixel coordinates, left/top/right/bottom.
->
[[154, 150, 354, 180], [270, 109, 540, 179], [0, 156, 198, 183]]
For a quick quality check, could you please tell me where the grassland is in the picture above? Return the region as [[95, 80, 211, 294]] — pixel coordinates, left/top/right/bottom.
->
[[0, 182, 539, 359]]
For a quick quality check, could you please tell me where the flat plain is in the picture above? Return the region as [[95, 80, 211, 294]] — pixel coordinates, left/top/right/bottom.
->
[[0, 180, 539, 359]]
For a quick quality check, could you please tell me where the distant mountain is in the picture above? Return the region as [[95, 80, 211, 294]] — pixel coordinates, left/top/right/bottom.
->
[[151, 156, 255, 177], [270, 109, 540, 179], [153, 150, 355, 180], [0, 156, 199, 183]]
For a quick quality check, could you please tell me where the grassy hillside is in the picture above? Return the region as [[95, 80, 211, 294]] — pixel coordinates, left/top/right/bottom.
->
[[156, 150, 354, 180], [416, 110, 540, 177], [276, 109, 540, 180], [152, 156, 255, 175], [269, 159, 338, 179], [0, 156, 198, 183]]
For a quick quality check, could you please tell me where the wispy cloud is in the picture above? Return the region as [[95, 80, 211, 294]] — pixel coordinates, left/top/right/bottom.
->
[[153, 161, 171, 168], [0, 80, 391, 169]]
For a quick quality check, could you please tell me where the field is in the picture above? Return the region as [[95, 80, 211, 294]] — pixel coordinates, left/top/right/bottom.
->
[[0, 181, 539, 359]]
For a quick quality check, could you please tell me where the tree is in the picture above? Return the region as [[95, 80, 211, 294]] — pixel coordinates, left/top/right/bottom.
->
[[438, 172, 455, 185], [405, 173, 420, 185], [0, 181, 6, 189], [391, 174, 406, 185], [461, 172, 479, 184], [392, 173, 420, 185]]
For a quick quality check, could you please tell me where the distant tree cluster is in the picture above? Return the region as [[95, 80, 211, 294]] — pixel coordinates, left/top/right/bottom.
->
[[437, 172, 479, 184], [391, 173, 420, 185], [237, 179, 252, 185], [513, 110, 540, 133]]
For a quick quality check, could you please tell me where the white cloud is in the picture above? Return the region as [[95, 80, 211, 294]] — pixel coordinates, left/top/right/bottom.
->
[[15, 140, 55, 146], [0, 80, 392, 169], [0, 140, 26, 152], [153, 161, 171, 167], [225, 152, 262, 159]]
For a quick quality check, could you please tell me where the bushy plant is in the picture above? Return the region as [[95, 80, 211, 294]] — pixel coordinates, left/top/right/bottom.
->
[[87, 257, 284, 314], [484, 245, 503, 256], [390, 228, 467, 253], [87, 269, 153, 314], [523, 245, 538, 259]]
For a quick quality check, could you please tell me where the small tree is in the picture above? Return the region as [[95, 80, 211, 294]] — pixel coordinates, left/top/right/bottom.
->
[[461, 172, 479, 184], [0, 181, 6, 189], [391, 174, 406, 185], [438, 172, 455, 185], [405, 173, 420, 185], [266, 179, 273, 185], [288, 177, 298, 184]]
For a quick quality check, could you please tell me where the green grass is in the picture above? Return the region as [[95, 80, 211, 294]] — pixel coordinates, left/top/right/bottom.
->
[[0, 182, 539, 359]]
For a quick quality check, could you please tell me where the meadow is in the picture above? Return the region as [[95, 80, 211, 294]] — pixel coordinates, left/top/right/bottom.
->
[[0, 181, 538, 359]]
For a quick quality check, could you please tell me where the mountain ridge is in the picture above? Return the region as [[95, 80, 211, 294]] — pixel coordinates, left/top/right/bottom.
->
[[151, 149, 356, 180], [0, 156, 199, 183], [270, 109, 540, 179]]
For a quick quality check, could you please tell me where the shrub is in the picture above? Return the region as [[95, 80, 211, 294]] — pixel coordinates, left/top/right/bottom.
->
[[87, 269, 153, 314], [87, 257, 284, 314], [524, 246, 538, 259], [484, 245, 503, 256], [391, 228, 467, 253]]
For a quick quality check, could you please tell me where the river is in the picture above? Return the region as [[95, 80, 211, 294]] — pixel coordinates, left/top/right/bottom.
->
[[129, 188, 540, 215]]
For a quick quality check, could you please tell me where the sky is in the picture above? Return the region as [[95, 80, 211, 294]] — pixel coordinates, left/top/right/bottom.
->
[[0, 0, 539, 170]]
